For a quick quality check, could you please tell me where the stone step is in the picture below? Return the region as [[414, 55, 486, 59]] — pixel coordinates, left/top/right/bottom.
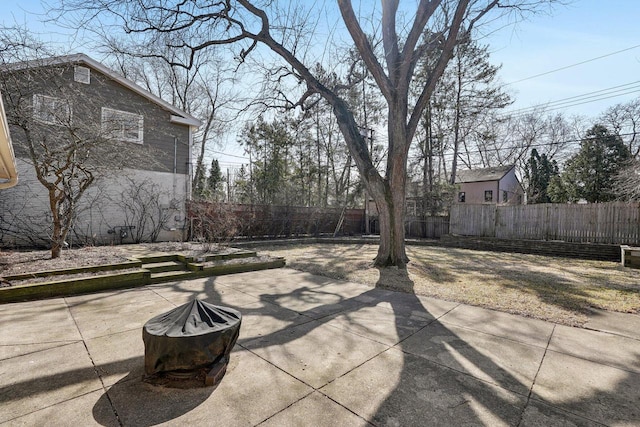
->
[[136, 254, 179, 264], [185, 250, 257, 263], [148, 270, 195, 284], [143, 261, 186, 273]]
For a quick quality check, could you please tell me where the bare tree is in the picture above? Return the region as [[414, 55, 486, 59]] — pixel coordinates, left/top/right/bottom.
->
[[615, 159, 640, 201], [600, 97, 640, 158], [110, 177, 172, 243], [106, 46, 237, 200], [0, 27, 157, 258], [56, 1, 554, 267]]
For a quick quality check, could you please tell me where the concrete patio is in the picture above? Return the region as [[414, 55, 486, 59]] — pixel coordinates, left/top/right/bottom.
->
[[1, 268, 639, 426]]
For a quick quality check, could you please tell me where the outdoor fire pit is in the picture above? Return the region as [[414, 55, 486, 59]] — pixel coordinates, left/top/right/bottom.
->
[[142, 299, 241, 388]]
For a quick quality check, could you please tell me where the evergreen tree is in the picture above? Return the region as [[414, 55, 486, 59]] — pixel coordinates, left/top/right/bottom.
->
[[240, 117, 293, 205], [206, 158, 224, 201], [554, 125, 631, 202], [192, 159, 207, 200], [232, 165, 253, 204], [524, 149, 559, 204], [412, 36, 511, 214]]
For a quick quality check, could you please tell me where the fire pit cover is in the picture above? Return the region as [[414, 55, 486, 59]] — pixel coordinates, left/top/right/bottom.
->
[[143, 299, 241, 375]]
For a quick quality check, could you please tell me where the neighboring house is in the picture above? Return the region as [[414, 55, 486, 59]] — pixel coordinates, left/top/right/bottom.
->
[[0, 90, 18, 189], [0, 54, 201, 247], [455, 165, 524, 205]]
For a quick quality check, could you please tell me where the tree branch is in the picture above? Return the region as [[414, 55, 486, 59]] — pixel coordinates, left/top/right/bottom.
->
[[408, 0, 471, 142], [337, 0, 393, 101]]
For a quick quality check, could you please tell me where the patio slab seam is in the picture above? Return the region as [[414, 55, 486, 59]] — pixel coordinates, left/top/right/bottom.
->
[[311, 347, 401, 424], [436, 318, 554, 351], [1, 389, 112, 426], [582, 325, 640, 342], [322, 300, 461, 349], [0, 340, 82, 362], [253, 389, 316, 426], [545, 347, 640, 376], [516, 324, 556, 427], [64, 298, 122, 427]]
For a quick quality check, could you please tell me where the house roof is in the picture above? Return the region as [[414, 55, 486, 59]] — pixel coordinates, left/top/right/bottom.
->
[[0, 90, 17, 189], [455, 165, 515, 184], [2, 54, 202, 128]]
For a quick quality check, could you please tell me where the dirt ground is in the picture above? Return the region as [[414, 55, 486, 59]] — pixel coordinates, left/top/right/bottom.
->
[[0, 242, 228, 276], [2, 241, 639, 327]]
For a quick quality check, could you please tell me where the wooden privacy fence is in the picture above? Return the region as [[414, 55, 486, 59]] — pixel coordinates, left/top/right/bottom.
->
[[450, 202, 640, 245], [405, 216, 450, 239], [367, 216, 449, 238]]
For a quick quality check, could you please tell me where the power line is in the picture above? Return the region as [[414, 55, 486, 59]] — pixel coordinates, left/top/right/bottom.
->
[[504, 44, 640, 86], [521, 89, 640, 116], [505, 80, 640, 116], [211, 150, 249, 160], [414, 131, 638, 161], [501, 82, 640, 119]]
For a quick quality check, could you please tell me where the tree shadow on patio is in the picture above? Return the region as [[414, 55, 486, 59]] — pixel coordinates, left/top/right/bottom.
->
[[77, 268, 640, 425]]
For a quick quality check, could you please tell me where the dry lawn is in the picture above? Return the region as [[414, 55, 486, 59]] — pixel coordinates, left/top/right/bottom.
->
[[2, 241, 639, 327], [254, 243, 640, 327]]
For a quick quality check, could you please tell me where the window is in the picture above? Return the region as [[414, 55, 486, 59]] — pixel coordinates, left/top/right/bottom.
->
[[503, 190, 508, 203], [33, 94, 72, 125], [458, 191, 466, 203], [484, 190, 493, 202], [101, 107, 144, 144], [74, 66, 91, 84]]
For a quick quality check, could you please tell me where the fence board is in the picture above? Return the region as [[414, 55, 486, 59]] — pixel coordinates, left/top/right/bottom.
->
[[450, 202, 640, 245]]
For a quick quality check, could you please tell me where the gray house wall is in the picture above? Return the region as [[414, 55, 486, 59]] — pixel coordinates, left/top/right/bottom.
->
[[0, 59, 195, 248], [0, 159, 188, 247], [9, 64, 191, 175]]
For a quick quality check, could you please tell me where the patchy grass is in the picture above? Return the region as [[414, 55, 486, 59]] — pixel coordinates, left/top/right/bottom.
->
[[253, 243, 640, 327]]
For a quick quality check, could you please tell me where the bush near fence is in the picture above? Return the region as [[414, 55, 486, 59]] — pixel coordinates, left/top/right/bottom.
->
[[187, 202, 365, 239]]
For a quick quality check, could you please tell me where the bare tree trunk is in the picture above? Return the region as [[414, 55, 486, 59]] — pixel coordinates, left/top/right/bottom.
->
[[449, 60, 463, 185], [49, 190, 66, 259]]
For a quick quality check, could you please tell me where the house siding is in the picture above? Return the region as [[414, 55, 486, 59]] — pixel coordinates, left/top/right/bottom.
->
[[498, 171, 523, 205], [8, 64, 191, 175], [457, 167, 524, 205], [0, 159, 188, 247], [0, 59, 195, 248], [458, 181, 499, 204]]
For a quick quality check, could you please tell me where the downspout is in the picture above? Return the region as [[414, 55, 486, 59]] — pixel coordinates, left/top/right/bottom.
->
[[186, 127, 194, 241], [173, 136, 178, 199]]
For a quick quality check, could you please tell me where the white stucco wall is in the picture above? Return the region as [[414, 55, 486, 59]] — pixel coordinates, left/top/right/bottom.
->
[[0, 158, 189, 248]]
